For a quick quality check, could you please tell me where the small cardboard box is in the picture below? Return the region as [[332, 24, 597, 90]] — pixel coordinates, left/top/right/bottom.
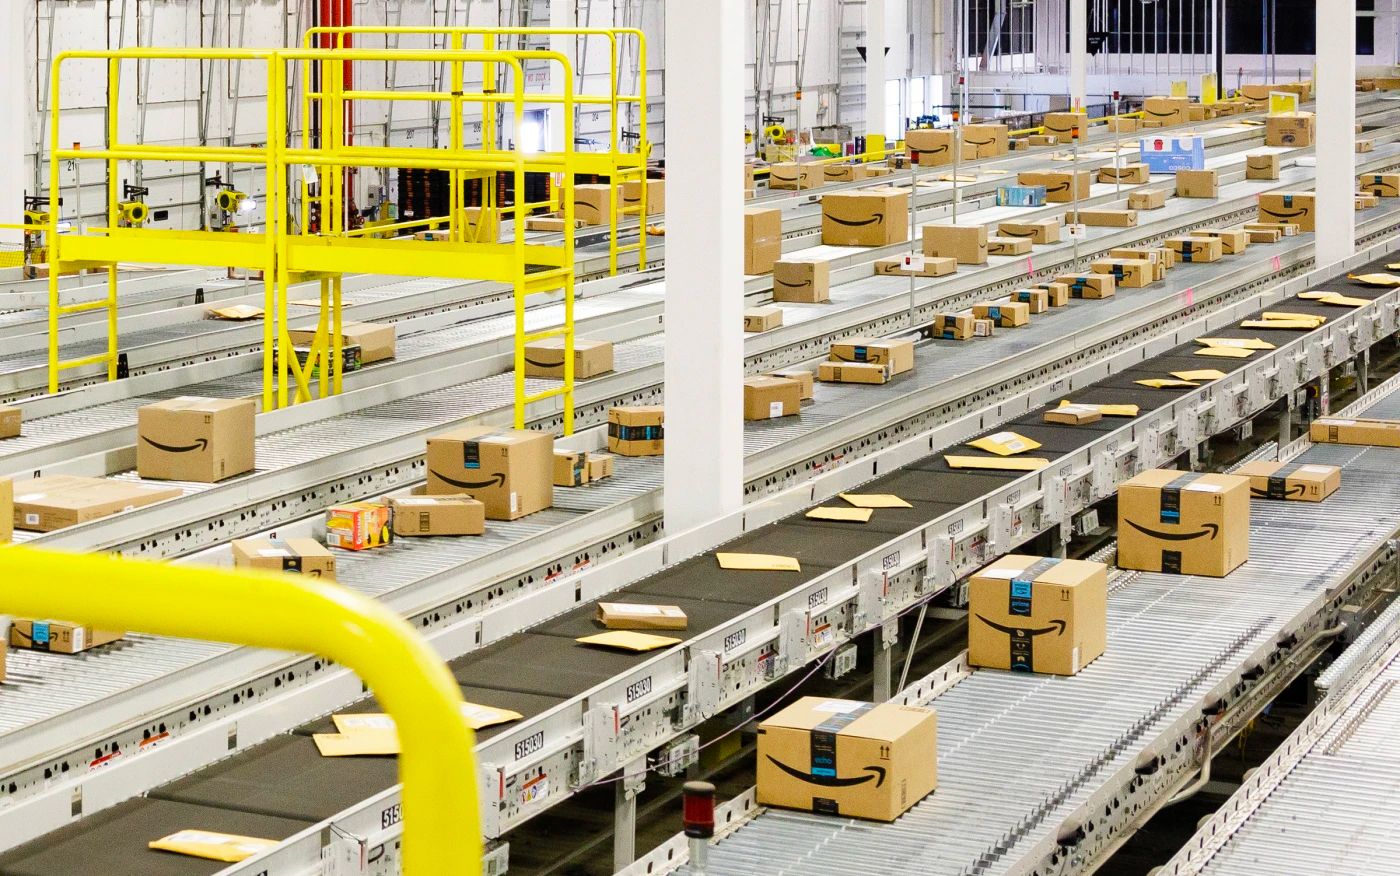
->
[[524, 214, 586, 233], [1090, 258, 1154, 289], [770, 369, 815, 400], [553, 450, 590, 487], [573, 184, 613, 225], [1044, 403, 1102, 425], [1028, 133, 1061, 146], [0, 477, 11, 543], [756, 697, 938, 822], [1110, 247, 1173, 270], [821, 189, 909, 247], [425, 427, 553, 520], [1190, 229, 1249, 255], [621, 178, 665, 215], [1246, 227, 1282, 244], [1073, 209, 1138, 227], [0, 405, 19, 439], [1117, 470, 1250, 577], [1010, 288, 1049, 314], [1107, 117, 1140, 133], [1098, 163, 1150, 185], [137, 396, 256, 483], [586, 452, 616, 481], [830, 338, 915, 375], [962, 123, 1010, 159], [773, 260, 831, 304], [1042, 111, 1087, 139], [818, 361, 891, 384], [1357, 192, 1380, 210], [987, 236, 1032, 256], [1017, 170, 1090, 203], [745, 306, 784, 332], [905, 128, 955, 166], [743, 376, 802, 421], [745, 208, 783, 275], [967, 555, 1108, 676], [1056, 274, 1116, 299], [998, 218, 1062, 245], [1239, 84, 1275, 100], [931, 313, 975, 340], [1246, 153, 1281, 180], [288, 321, 396, 364], [1236, 461, 1340, 503], [769, 163, 823, 190], [1143, 96, 1190, 126], [387, 495, 485, 536], [231, 537, 337, 580], [874, 256, 958, 278], [596, 602, 689, 631], [10, 620, 123, 655], [523, 338, 615, 380], [822, 164, 869, 183], [1176, 169, 1218, 199], [1128, 189, 1169, 210], [1165, 235, 1223, 263], [1310, 417, 1400, 448], [325, 502, 393, 551], [973, 318, 995, 337], [608, 406, 665, 456], [1187, 104, 1209, 123], [1032, 282, 1071, 307], [12, 476, 182, 532], [922, 224, 988, 265], [1247, 220, 1300, 236], [1359, 173, 1400, 197], [1266, 112, 1314, 148], [972, 301, 1030, 327]]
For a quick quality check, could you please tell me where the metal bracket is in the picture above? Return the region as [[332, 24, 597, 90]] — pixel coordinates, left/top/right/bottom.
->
[[687, 650, 723, 724], [930, 535, 955, 589], [580, 704, 621, 787]]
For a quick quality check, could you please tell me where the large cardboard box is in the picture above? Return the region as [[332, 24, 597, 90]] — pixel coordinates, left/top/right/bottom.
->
[[621, 179, 665, 215], [1246, 153, 1281, 180], [1266, 112, 1315, 148], [745, 208, 783, 275], [1235, 461, 1340, 502], [12, 476, 181, 532], [922, 224, 988, 265], [10, 620, 123, 654], [874, 256, 958, 278], [822, 164, 870, 183], [1165, 235, 1223, 263], [756, 697, 938, 822], [1117, 470, 1250, 577], [387, 495, 485, 536], [1056, 274, 1116, 299], [1128, 188, 1169, 211], [998, 218, 1062, 245], [288, 321, 396, 364], [1107, 117, 1140, 133], [1031, 282, 1071, 307], [962, 123, 1009, 159], [1017, 170, 1090, 203], [231, 537, 337, 580], [573, 183, 613, 225], [1239, 84, 1276, 101], [743, 376, 802, 421], [1310, 417, 1400, 447], [818, 362, 891, 384], [967, 555, 1107, 676], [1176, 169, 1218, 199], [972, 301, 1030, 327], [137, 396, 256, 483], [773, 260, 832, 304], [931, 313, 975, 340], [609, 405, 665, 456], [325, 502, 393, 551], [1190, 229, 1249, 255], [769, 163, 822, 190], [425, 427, 553, 520], [0, 405, 19, 439], [1090, 258, 1154, 289], [1098, 163, 1150, 185], [905, 128, 955, 166], [1143, 96, 1190, 126], [1358, 173, 1400, 197], [829, 337, 915, 375], [1042, 111, 1087, 139], [523, 338, 615, 380], [745, 306, 784, 332], [821, 189, 909, 247]]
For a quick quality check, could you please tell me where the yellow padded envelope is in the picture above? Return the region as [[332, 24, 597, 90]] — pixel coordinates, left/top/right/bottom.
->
[[1172, 369, 1227, 381], [1298, 291, 1335, 299], [1195, 346, 1254, 358], [149, 831, 279, 863], [1136, 378, 1200, 388], [805, 506, 874, 523], [716, 552, 801, 571], [1260, 312, 1326, 324], [1240, 318, 1319, 330], [967, 431, 1043, 457], [945, 455, 1050, 472], [1194, 337, 1275, 350], [206, 304, 264, 321], [314, 704, 525, 756], [1348, 273, 1400, 286], [577, 630, 682, 652], [1059, 400, 1140, 417], [839, 493, 914, 508], [1318, 294, 1370, 307]]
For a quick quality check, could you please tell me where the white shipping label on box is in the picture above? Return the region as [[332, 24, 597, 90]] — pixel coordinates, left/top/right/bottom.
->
[[769, 402, 784, 418], [902, 254, 925, 271]]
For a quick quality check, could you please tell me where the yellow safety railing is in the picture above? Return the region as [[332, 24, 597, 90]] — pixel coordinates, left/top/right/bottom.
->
[[0, 546, 480, 874], [0, 222, 41, 269]]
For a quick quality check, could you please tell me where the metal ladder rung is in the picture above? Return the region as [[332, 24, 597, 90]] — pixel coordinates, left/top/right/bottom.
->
[[523, 387, 570, 404], [521, 327, 570, 344], [57, 353, 115, 371], [56, 300, 110, 315]]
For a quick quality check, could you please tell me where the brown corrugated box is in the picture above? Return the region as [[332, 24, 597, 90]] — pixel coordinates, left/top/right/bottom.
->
[[1175, 169, 1218, 199], [0, 405, 19, 439], [967, 555, 1107, 676], [1165, 235, 1223, 263], [961, 123, 1009, 159], [137, 396, 256, 483], [822, 164, 870, 183], [1235, 461, 1340, 503], [757, 697, 938, 822], [573, 183, 613, 226], [586, 453, 616, 481], [425, 427, 553, 520], [1018, 170, 1090, 203], [1107, 117, 1140, 133], [0, 476, 10, 543], [608, 405, 665, 456], [596, 602, 689, 631], [1265, 112, 1314, 148], [1117, 469, 1250, 577], [769, 369, 815, 400], [523, 338, 615, 379], [818, 361, 891, 384], [1359, 173, 1400, 197], [1246, 219, 1301, 236], [1071, 209, 1137, 227], [10, 620, 123, 654], [745, 306, 784, 332], [904, 128, 954, 166], [773, 260, 831, 303], [922, 224, 988, 265], [231, 537, 337, 580], [1044, 404, 1102, 425], [972, 301, 1030, 327], [553, 450, 590, 487], [1089, 258, 1154, 288], [987, 236, 1032, 256], [931, 313, 975, 340], [1128, 189, 1168, 211], [1010, 288, 1049, 314], [998, 218, 1062, 244], [387, 495, 485, 536], [1190, 229, 1248, 255], [13, 476, 182, 532], [820, 189, 909, 247], [1056, 274, 1116, 299], [874, 256, 957, 277], [1143, 96, 1190, 125], [1030, 282, 1070, 307], [1357, 192, 1380, 210], [768, 163, 822, 190], [288, 321, 396, 364], [1310, 417, 1400, 448], [1246, 153, 1280, 180], [829, 337, 915, 374], [745, 208, 783, 275], [743, 376, 802, 421], [621, 179, 665, 215], [1098, 163, 1149, 184], [1042, 111, 1087, 139]]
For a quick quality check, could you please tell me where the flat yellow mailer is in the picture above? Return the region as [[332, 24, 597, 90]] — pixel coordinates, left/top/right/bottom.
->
[[1172, 369, 1228, 381], [945, 455, 1051, 472], [717, 552, 802, 571], [1260, 312, 1326, 324], [1135, 378, 1201, 388], [1240, 319, 1320, 330], [1348, 273, 1400, 286], [314, 730, 399, 757], [206, 304, 264, 321], [967, 431, 1043, 457], [1059, 400, 1140, 417], [336, 705, 525, 734], [577, 630, 683, 652], [1386, 263, 1400, 270], [937, 173, 978, 182], [1194, 337, 1275, 350], [839, 493, 914, 508], [1318, 294, 1370, 307], [805, 506, 875, 523], [149, 831, 279, 863], [1195, 346, 1254, 358], [1298, 291, 1335, 299]]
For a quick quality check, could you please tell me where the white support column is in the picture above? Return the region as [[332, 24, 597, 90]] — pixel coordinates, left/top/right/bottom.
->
[[549, 0, 577, 154], [663, 0, 745, 533], [866, 0, 887, 141], [1069, 0, 1087, 111], [0, 0, 26, 244], [1316, 0, 1357, 268]]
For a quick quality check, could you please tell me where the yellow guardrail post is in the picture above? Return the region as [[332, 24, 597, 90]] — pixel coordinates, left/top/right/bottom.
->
[[0, 546, 481, 874]]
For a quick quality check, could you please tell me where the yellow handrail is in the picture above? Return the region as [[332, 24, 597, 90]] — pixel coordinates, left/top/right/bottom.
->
[[0, 546, 481, 875]]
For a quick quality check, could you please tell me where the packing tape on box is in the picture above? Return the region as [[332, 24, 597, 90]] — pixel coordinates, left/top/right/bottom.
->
[[1007, 557, 1063, 671], [1259, 463, 1304, 500], [809, 702, 877, 814]]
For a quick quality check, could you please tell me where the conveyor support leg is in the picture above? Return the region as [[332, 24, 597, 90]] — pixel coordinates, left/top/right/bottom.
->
[[1278, 399, 1293, 458], [874, 627, 893, 702], [614, 756, 646, 871]]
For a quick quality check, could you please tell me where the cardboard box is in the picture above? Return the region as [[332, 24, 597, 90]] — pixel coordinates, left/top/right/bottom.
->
[[1235, 461, 1340, 503], [523, 338, 615, 380], [1357, 192, 1380, 210], [1008, 137, 1032, 151], [1247, 220, 1300, 236], [962, 123, 1009, 159], [136, 396, 255, 484], [1044, 404, 1102, 425], [769, 163, 822, 190], [818, 361, 891, 384], [886, 153, 912, 171], [745, 306, 784, 332], [1107, 117, 1140, 133], [1187, 104, 1208, 123], [904, 128, 954, 166], [10, 620, 123, 655], [821, 189, 909, 247], [1139, 134, 1206, 172], [1359, 173, 1400, 197], [0, 477, 10, 544], [972, 301, 1030, 327], [1239, 84, 1275, 100], [1042, 111, 1087, 140], [1246, 226, 1283, 244], [998, 218, 1061, 245], [0, 405, 19, 439], [773, 260, 831, 304], [586, 452, 616, 481], [12, 476, 182, 532], [744, 376, 802, 421], [621, 178, 665, 215], [1245, 153, 1281, 180], [1310, 417, 1400, 447], [1143, 96, 1190, 126], [1110, 246, 1174, 270], [1266, 112, 1315, 148], [1190, 229, 1249, 255], [1072, 209, 1137, 227], [325, 502, 393, 551], [608, 405, 665, 456], [874, 256, 958, 278], [1176, 169, 1218, 199], [1056, 274, 1116, 299], [387, 495, 485, 536], [573, 184, 614, 225], [829, 338, 915, 375], [1028, 133, 1061, 146], [922, 224, 988, 265], [1017, 170, 1090, 203], [821, 164, 869, 183], [0, 639, 5, 683], [1117, 470, 1250, 577], [1128, 189, 1169, 210], [931, 313, 975, 340], [1032, 282, 1071, 307], [1098, 163, 1150, 185], [1090, 258, 1154, 288], [288, 321, 396, 365], [973, 318, 995, 337], [1010, 288, 1049, 314], [425, 427, 553, 519], [756, 697, 938, 822], [231, 537, 337, 580], [523, 214, 585, 233], [1165, 235, 1223, 263], [552, 450, 590, 487], [987, 236, 1032, 256], [967, 555, 1108, 675], [596, 602, 689, 631], [769, 369, 815, 401], [745, 208, 783, 275]]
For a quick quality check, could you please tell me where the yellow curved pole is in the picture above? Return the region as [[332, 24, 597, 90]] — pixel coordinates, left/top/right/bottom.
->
[[0, 547, 481, 875]]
